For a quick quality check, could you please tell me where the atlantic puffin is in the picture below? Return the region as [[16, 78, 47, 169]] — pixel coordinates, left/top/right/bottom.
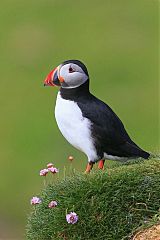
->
[[44, 60, 150, 173]]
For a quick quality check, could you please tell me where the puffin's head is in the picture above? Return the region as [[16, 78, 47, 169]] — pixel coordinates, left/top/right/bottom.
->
[[44, 60, 89, 89]]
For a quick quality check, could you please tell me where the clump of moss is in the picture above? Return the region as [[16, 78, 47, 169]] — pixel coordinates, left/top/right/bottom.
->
[[26, 160, 160, 240]]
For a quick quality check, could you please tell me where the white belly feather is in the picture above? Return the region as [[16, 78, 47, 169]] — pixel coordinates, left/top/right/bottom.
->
[[55, 92, 98, 162]]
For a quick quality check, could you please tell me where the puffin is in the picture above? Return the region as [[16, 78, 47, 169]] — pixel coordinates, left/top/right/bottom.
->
[[44, 60, 150, 173]]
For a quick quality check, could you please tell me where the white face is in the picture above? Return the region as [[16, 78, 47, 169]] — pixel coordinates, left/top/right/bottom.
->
[[59, 63, 88, 88]]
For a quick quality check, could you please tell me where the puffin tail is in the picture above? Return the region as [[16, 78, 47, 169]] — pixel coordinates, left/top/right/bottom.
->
[[139, 149, 150, 159], [121, 142, 150, 159]]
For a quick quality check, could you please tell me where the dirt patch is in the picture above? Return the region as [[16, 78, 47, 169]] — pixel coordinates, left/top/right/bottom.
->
[[133, 224, 160, 240]]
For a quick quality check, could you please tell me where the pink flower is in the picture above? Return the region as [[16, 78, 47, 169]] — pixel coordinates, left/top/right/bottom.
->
[[68, 155, 74, 161], [48, 167, 59, 174], [48, 200, 58, 208], [30, 196, 42, 205], [47, 163, 54, 168], [66, 212, 78, 224], [39, 168, 49, 176]]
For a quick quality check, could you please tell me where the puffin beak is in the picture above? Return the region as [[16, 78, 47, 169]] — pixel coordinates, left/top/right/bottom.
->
[[44, 67, 62, 87]]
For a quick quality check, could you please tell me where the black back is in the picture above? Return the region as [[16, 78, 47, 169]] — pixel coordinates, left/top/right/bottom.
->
[[60, 81, 150, 159]]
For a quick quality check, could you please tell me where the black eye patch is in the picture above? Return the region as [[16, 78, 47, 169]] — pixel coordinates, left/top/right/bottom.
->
[[63, 60, 89, 77], [69, 67, 75, 73]]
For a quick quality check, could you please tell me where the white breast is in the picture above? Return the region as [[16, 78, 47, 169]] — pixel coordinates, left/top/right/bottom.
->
[[55, 92, 98, 162]]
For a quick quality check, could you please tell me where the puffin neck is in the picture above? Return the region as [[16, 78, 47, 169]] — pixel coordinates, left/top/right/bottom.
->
[[60, 79, 90, 100]]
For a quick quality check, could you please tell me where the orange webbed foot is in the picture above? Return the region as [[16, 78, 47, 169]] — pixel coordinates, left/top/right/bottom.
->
[[85, 162, 94, 174], [98, 160, 105, 170]]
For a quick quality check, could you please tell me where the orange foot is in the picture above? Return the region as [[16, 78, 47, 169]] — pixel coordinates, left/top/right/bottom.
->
[[85, 162, 94, 173], [98, 160, 105, 170]]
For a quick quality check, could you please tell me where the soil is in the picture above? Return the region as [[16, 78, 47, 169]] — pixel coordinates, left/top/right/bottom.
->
[[133, 224, 160, 240]]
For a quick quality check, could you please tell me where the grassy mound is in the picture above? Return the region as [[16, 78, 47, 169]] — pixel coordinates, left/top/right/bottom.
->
[[26, 160, 160, 240]]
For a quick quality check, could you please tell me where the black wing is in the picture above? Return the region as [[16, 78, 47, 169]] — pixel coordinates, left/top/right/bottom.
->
[[77, 94, 149, 159]]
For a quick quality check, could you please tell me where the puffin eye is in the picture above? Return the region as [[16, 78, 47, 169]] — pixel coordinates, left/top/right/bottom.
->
[[69, 67, 74, 73]]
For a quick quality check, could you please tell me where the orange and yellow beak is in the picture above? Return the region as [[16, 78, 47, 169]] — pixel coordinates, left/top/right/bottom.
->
[[44, 66, 64, 87]]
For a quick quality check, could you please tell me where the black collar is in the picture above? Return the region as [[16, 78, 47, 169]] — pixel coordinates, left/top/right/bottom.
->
[[60, 80, 90, 101]]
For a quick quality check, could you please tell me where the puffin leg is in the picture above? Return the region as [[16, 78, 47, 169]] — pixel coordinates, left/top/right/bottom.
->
[[85, 162, 94, 173], [98, 159, 105, 170]]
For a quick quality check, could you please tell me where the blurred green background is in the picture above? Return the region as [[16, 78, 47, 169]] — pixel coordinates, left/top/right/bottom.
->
[[0, 0, 159, 239]]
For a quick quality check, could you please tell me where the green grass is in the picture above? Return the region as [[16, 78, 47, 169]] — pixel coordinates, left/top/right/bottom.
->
[[26, 159, 160, 240]]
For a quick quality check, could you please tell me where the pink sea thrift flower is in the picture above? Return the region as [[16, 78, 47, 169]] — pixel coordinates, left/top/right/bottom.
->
[[39, 168, 49, 176], [68, 155, 74, 162], [47, 163, 54, 168], [48, 167, 59, 174], [30, 197, 42, 205], [48, 200, 58, 208], [66, 212, 78, 224]]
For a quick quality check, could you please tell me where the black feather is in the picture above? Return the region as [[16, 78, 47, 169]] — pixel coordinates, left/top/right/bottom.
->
[[60, 81, 150, 159]]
